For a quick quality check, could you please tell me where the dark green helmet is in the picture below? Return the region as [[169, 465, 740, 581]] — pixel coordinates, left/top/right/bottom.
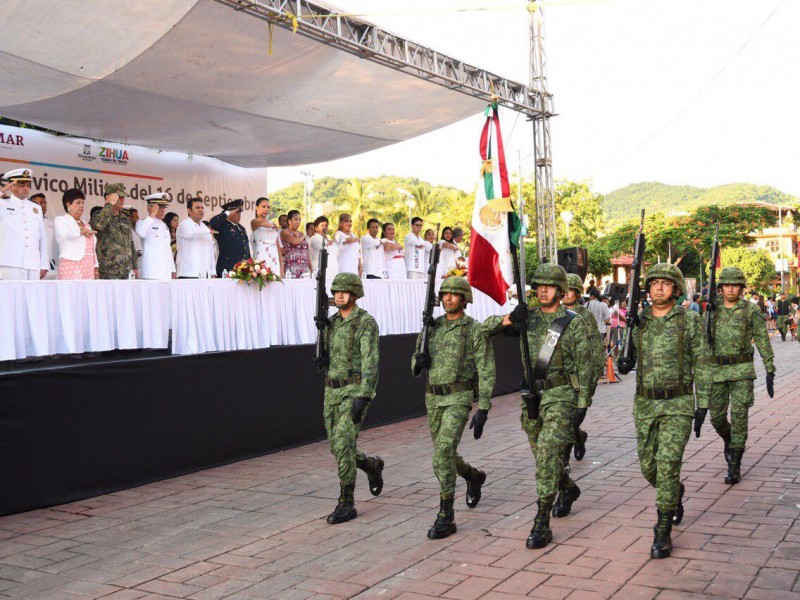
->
[[717, 267, 747, 286], [644, 263, 685, 297], [566, 273, 585, 293], [439, 276, 472, 303], [532, 263, 569, 294], [331, 272, 364, 299]]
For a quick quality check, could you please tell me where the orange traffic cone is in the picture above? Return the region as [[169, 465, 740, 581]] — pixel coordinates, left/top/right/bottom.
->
[[605, 354, 618, 383]]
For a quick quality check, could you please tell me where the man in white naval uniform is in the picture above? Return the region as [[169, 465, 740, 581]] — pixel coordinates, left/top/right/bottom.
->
[[135, 192, 176, 280], [0, 169, 49, 280]]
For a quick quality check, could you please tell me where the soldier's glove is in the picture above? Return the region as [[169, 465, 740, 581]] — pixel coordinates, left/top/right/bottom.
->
[[693, 408, 707, 438], [573, 408, 587, 428], [509, 304, 528, 324], [766, 372, 775, 398], [313, 354, 329, 370], [413, 353, 431, 370], [469, 409, 489, 439], [351, 397, 370, 425]]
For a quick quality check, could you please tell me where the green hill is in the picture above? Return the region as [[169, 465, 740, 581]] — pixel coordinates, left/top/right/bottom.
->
[[604, 182, 797, 225]]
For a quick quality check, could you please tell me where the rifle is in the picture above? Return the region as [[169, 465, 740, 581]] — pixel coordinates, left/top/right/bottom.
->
[[617, 210, 646, 375], [412, 224, 441, 377], [313, 237, 330, 369], [705, 224, 720, 350]]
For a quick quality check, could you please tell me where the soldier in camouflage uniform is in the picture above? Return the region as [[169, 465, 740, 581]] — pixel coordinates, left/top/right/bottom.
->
[[317, 273, 384, 525], [90, 183, 138, 279], [775, 292, 791, 342], [563, 273, 605, 460], [487, 264, 594, 550], [631, 263, 712, 559], [709, 267, 775, 485], [411, 277, 495, 539]]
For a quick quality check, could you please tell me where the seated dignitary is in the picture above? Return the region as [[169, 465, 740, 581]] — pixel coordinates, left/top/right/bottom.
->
[[135, 193, 176, 280], [0, 168, 49, 280], [209, 199, 250, 277], [176, 198, 216, 278], [91, 183, 138, 279], [55, 188, 98, 280]]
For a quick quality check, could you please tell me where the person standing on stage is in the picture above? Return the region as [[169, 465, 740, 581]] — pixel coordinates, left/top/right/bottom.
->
[[92, 183, 138, 279], [280, 210, 310, 278], [412, 276, 494, 539], [136, 193, 176, 280], [709, 267, 774, 486], [309, 216, 338, 277], [250, 197, 283, 277], [334, 213, 361, 275], [315, 273, 384, 524], [0, 169, 49, 280], [360, 218, 385, 279], [210, 199, 250, 277], [54, 188, 98, 280], [435, 226, 461, 280], [30, 193, 57, 277], [176, 197, 216, 279], [382, 222, 406, 280], [404, 217, 430, 280]]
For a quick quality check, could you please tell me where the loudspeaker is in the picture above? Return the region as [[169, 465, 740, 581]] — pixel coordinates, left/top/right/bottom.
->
[[604, 282, 628, 303], [557, 247, 588, 280]]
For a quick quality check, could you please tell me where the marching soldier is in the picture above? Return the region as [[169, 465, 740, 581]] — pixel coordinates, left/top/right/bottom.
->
[[489, 264, 593, 550], [316, 272, 384, 524], [411, 276, 495, 540], [135, 193, 176, 280], [630, 263, 712, 559], [709, 267, 774, 485], [210, 199, 250, 277], [562, 273, 605, 460], [91, 183, 138, 279]]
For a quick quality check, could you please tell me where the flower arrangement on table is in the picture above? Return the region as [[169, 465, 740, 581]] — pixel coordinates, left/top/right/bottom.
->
[[227, 259, 282, 290], [443, 265, 468, 279]]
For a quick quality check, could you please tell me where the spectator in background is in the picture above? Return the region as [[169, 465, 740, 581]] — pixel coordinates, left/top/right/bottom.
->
[[360, 218, 385, 279], [278, 214, 289, 230], [587, 278, 600, 298], [30, 192, 57, 276], [163, 211, 179, 260], [404, 217, 430, 280], [305, 222, 315, 238], [281, 210, 310, 278], [382, 222, 406, 280], [610, 299, 627, 358], [423, 228, 436, 266], [587, 288, 612, 348], [0, 168, 49, 280], [309, 215, 338, 276], [124, 207, 143, 260], [251, 197, 283, 277], [689, 294, 701, 313], [334, 213, 360, 275], [91, 183, 138, 279], [176, 197, 215, 278], [55, 188, 98, 280], [436, 226, 461, 279]]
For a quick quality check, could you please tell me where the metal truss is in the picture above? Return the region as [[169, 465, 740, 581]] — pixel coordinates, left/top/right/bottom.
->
[[214, 0, 547, 118]]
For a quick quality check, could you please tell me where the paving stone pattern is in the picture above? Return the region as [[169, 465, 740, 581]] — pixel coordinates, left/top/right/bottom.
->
[[0, 336, 798, 599]]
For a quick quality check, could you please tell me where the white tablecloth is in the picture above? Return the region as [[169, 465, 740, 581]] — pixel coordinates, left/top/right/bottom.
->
[[1, 279, 510, 359]]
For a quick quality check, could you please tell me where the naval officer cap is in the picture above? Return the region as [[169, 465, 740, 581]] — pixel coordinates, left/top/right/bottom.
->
[[222, 199, 244, 212], [4, 168, 34, 182], [144, 192, 172, 206], [104, 182, 128, 198]]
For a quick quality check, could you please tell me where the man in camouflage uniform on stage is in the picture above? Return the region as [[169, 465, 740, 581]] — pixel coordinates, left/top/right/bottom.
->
[[562, 273, 605, 460], [708, 267, 775, 485], [630, 263, 712, 559], [488, 264, 593, 550], [412, 276, 495, 539], [90, 183, 138, 279], [317, 272, 384, 525]]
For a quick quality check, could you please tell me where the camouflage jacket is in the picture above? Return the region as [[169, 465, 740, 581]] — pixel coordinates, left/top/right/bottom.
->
[[711, 298, 774, 382], [486, 305, 594, 409], [90, 203, 137, 276], [412, 314, 496, 410], [567, 303, 605, 382], [323, 305, 379, 402], [632, 304, 712, 418]]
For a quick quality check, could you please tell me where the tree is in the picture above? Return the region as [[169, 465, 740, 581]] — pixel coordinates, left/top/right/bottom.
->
[[586, 241, 612, 279], [716, 246, 775, 291]]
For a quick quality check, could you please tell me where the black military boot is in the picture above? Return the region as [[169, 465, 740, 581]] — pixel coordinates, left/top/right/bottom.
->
[[526, 500, 554, 549], [574, 430, 588, 461], [463, 467, 487, 509], [672, 483, 685, 525], [725, 449, 744, 485], [722, 432, 732, 465], [651, 508, 674, 559], [552, 482, 581, 518], [326, 483, 357, 524], [357, 455, 385, 496], [427, 496, 457, 539]]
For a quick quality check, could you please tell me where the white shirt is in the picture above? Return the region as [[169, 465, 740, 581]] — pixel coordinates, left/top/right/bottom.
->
[[587, 299, 612, 334], [0, 193, 49, 271], [383, 238, 406, 279], [403, 233, 431, 274], [252, 225, 282, 274], [42, 214, 57, 268], [436, 239, 462, 279], [309, 233, 338, 277], [136, 216, 176, 280], [176, 218, 215, 277], [54, 215, 98, 265], [360, 234, 385, 277], [335, 230, 360, 274]]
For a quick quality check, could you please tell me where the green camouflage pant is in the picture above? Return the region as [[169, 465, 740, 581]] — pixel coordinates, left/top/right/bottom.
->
[[426, 400, 471, 499], [323, 396, 367, 486], [777, 315, 789, 337], [520, 402, 576, 503], [710, 379, 754, 450], [635, 414, 692, 511]]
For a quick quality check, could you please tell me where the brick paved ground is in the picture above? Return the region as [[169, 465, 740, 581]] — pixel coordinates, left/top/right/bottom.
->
[[1, 336, 798, 599]]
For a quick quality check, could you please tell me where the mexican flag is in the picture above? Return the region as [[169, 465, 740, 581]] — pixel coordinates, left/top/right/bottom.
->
[[468, 102, 522, 305]]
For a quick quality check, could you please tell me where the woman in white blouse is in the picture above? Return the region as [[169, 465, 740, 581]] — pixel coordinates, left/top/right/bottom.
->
[[381, 222, 406, 280], [54, 188, 98, 280], [334, 213, 360, 275], [250, 197, 283, 276]]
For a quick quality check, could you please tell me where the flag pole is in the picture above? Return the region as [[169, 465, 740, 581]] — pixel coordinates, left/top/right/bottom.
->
[[509, 211, 536, 419]]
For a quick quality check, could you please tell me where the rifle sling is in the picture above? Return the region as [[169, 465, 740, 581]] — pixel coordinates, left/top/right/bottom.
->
[[532, 310, 577, 391]]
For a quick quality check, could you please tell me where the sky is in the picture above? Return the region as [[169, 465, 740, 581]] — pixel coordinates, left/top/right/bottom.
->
[[266, 0, 800, 197]]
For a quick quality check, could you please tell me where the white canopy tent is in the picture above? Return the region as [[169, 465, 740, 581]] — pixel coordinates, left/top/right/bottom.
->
[[0, 0, 534, 168]]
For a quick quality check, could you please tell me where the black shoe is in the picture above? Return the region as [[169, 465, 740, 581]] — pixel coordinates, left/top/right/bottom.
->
[[651, 508, 674, 559], [725, 449, 743, 485], [427, 497, 457, 539], [526, 500, 554, 549], [672, 483, 685, 525], [464, 469, 486, 509], [552, 483, 581, 518], [327, 484, 357, 525], [358, 455, 384, 496], [722, 433, 732, 465], [574, 430, 588, 461]]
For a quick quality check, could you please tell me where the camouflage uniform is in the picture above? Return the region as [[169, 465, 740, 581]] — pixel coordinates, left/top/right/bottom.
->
[[775, 298, 791, 341], [91, 201, 138, 279]]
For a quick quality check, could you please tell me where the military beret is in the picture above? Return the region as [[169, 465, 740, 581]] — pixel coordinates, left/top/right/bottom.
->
[[104, 182, 128, 197]]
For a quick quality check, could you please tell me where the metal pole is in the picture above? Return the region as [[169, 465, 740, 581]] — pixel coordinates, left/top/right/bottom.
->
[[779, 207, 785, 294], [518, 152, 527, 291]]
